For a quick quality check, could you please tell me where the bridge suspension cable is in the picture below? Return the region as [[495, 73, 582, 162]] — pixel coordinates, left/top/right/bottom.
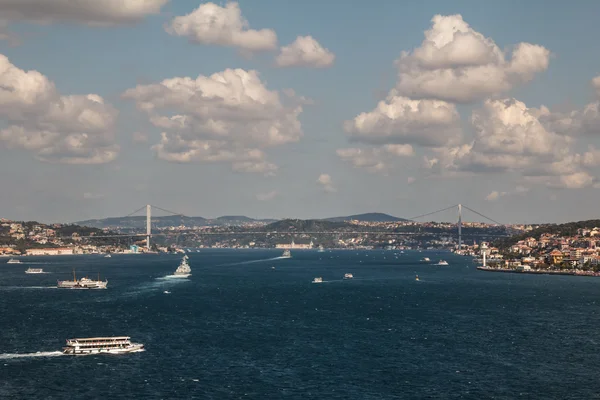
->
[[149, 205, 188, 217], [407, 204, 459, 221], [461, 205, 502, 225], [124, 205, 148, 218]]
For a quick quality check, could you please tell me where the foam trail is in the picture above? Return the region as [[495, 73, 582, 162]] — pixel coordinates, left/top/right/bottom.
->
[[0, 351, 63, 360], [0, 286, 58, 291], [218, 256, 287, 267]]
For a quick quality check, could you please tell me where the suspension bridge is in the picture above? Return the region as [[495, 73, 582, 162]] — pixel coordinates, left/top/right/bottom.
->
[[68, 203, 507, 249]]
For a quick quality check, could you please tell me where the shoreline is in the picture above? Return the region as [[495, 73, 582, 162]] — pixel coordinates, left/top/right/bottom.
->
[[476, 266, 600, 277]]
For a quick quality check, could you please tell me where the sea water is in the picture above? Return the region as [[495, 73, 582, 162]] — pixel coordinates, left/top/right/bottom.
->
[[1, 250, 600, 399]]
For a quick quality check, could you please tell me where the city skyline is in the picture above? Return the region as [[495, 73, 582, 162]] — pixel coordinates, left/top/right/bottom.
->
[[1, 1, 600, 224]]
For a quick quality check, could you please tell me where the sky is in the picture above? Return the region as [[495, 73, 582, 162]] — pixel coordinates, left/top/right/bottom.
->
[[1, 0, 600, 224]]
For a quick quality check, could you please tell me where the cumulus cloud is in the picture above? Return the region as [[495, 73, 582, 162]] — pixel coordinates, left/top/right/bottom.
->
[[122, 68, 303, 174], [337, 144, 414, 174], [0, 0, 167, 25], [276, 36, 335, 68], [424, 98, 599, 189], [485, 186, 528, 201], [132, 131, 148, 144], [395, 14, 550, 103], [317, 174, 336, 193], [166, 2, 277, 52], [0, 54, 118, 164], [256, 190, 278, 201], [344, 92, 462, 147], [537, 76, 600, 137]]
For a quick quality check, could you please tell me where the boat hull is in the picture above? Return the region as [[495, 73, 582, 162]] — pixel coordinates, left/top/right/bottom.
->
[[63, 343, 144, 355]]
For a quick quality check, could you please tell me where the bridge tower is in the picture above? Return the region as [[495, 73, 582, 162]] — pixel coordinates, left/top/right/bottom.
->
[[457, 204, 462, 251], [146, 204, 151, 250]]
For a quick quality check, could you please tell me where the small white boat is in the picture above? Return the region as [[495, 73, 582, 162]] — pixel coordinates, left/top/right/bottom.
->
[[282, 249, 291, 258], [343, 273, 353, 279], [436, 260, 449, 266], [7, 258, 21, 264], [104, 254, 111, 258], [317, 245, 325, 253], [312, 277, 323, 283], [163, 290, 171, 294], [416, 275, 419, 281], [25, 268, 44, 274], [421, 257, 431, 262]]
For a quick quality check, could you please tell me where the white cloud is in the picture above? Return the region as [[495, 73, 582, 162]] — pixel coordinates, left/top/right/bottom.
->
[[336, 144, 414, 174], [424, 98, 599, 189], [395, 14, 550, 103], [0, 54, 118, 164], [485, 191, 504, 201], [0, 0, 167, 25], [123, 68, 303, 174], [593, 75, 600, 98], [344, 92, 462, 147], [132, 131, 148, 144], [166, 2, 277, 52], [317, 173, 336, 193], [256, 190, 278, 201], [276, 36, 335, 68]]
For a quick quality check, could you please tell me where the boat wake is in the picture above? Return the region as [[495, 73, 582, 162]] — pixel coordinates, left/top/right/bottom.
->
[[0, 286, 58, 291], [0, 351, 63, 360], [218, 256, 287, 267], [157, 275, 190, 280]]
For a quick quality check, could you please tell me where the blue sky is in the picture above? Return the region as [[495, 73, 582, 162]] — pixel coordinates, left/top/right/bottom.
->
[[1, 0, 600, 224]]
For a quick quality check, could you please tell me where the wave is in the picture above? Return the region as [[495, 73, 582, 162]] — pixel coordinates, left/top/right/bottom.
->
[[0, 351, 63, 360]]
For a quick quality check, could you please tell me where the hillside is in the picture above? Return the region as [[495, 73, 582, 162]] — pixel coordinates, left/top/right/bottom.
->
[[494, 219, 600, 249], [264, 219, 351, 232], [324, 212, 408, 223]]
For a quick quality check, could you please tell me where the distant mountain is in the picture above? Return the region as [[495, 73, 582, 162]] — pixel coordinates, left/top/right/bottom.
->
[[76, 212, 406, 229], [324, 212, 408, 223]]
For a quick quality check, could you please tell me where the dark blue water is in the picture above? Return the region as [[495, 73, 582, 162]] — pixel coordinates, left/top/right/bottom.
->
[[1, 250, 600, 399]]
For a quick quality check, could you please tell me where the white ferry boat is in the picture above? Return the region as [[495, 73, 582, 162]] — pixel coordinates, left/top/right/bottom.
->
[[344, 273, 354, 279], [436, 260, 449, 266], [57, 271, 107, 289], [7, 258, 21, 264], [282, 249, 291, 258], [62, 336, 144, 355], [25, 268, 44, 274], [312, 277, 323, 283], [171, 255, 191, 278]]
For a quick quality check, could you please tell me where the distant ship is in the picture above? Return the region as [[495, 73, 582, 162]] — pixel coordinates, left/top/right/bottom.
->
[[312, 277, 323, 283], [416, 275, 419, 281], [421, 257, 430, 262], [282, 249, 291, 258], [57, 270, 107, 289], [104, 254, 111, 258], [62, 336, 144, 355], [436, 260, 449, 266], [7, 258, 21, 264], [343, 273, 353, 279], [317, 245, 325, 253], [171, 255, 191, 278], [25, 268, 44, 274]]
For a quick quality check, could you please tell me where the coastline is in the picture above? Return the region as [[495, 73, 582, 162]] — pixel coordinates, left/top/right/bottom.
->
[[476, 266, 600, 277]]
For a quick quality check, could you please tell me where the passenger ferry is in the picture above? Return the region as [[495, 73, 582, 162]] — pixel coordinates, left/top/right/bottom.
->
[[57, 271, 107, 289], [312, 277, 323, 283], [343, 273, 354, 279], [7, 258, 21, 264], [282, 249, 291, 258], [62, 336, 144, 355], [25, 268, 44, 274]]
